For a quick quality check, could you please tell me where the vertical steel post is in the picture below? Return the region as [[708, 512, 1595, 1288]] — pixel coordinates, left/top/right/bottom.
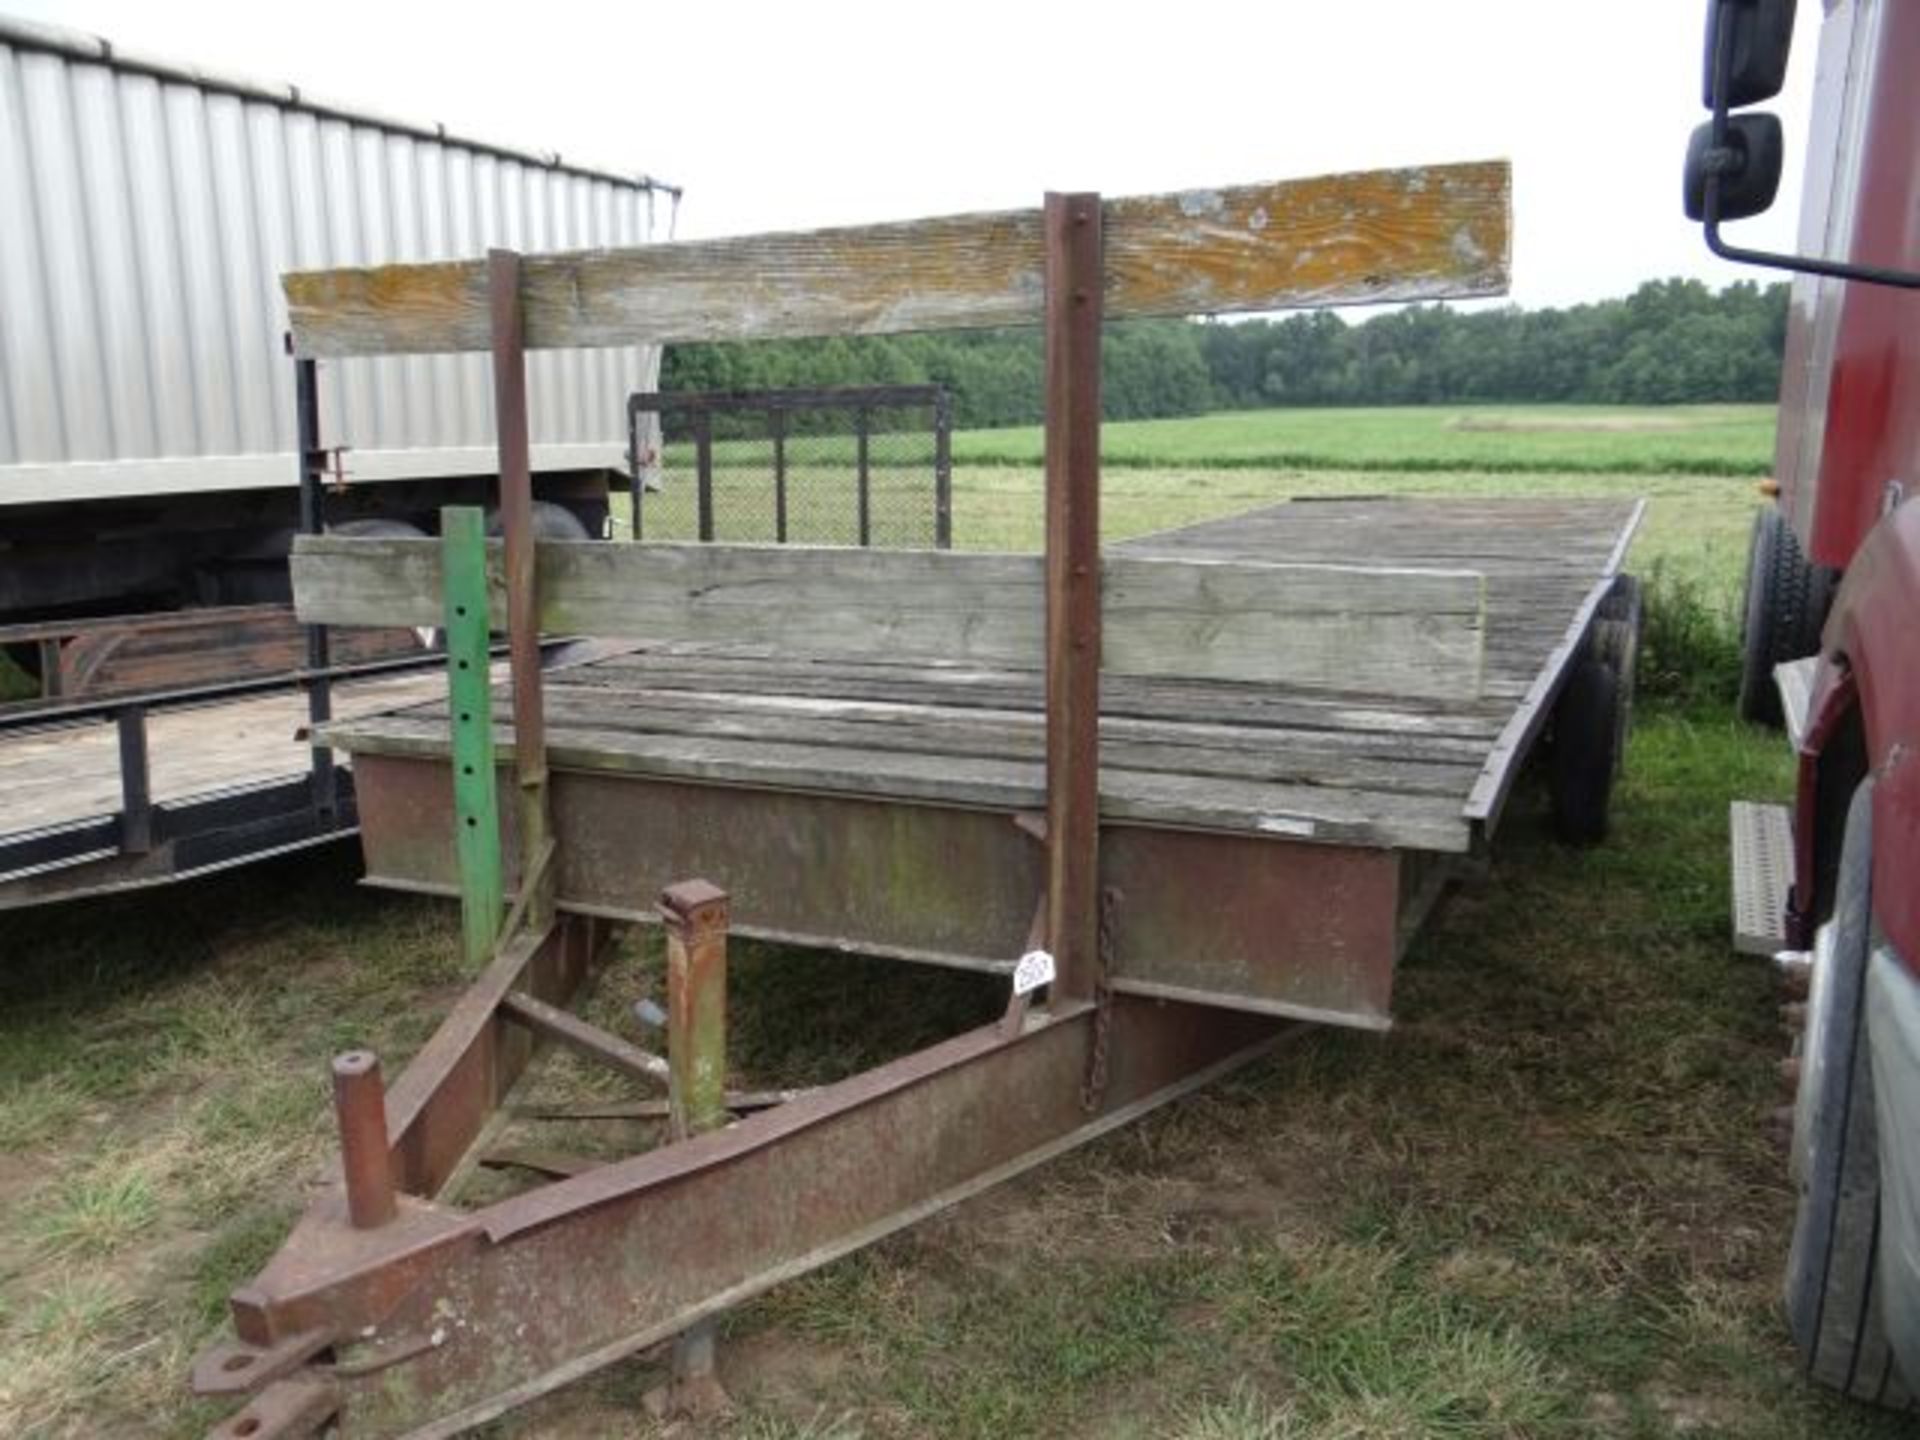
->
[[627, 402, 644, 541], [771, 406, 788, 544], [489, 251, 555, 933], [657, 879, 732, 1418], [116, 704, 152, 854], [933, 387, 954, 550], [443, 506, 504, 969], [332, 1050, 397, 1229], [1042, 193, 1104, 1001], [663, 880, 730, 1138], [294, 354, 336, 818], [695, 411, 715, 542], [855, 406, 871, 547]]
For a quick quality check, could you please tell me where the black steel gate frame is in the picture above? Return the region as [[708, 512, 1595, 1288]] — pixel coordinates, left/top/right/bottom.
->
[[625, 385, 953, 548]]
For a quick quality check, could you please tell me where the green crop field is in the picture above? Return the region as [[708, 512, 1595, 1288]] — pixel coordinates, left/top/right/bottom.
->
[[7, 403, 1904, 1439]]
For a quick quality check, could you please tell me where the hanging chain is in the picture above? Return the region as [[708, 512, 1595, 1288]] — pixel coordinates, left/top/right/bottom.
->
[[1080, 886, 1118, 1114]]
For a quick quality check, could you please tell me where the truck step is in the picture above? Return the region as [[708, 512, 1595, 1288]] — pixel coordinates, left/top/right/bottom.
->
[[1731, 800, 1794, 957], [1775, 655, 1820, 752]]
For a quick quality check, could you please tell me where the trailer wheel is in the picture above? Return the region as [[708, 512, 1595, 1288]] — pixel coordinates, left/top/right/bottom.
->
[[329, 518, 429, 540], [1549, 657, 1619, 846], [328, 520, 437, 648], [486, 501, 593, 542], [1785, 782, 1915, 1409], [1740, 508, 1837, 727], [1593, 573, 1643, 777]]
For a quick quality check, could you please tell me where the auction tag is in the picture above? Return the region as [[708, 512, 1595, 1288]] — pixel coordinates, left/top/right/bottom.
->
[[1011, 949, 1056, 996]]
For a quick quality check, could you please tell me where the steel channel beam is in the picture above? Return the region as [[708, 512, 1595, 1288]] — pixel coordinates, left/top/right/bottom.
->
[[219, 996, 1280, 1436], [487, 251, 555, 935], [349, 756, 1398, 1028], [1043, 192, 1104, 999]]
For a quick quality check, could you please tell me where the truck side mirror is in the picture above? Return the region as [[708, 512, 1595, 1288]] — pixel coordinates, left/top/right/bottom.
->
[[1703, 0, 1797, 109], [1685, 113, 1784, 222]]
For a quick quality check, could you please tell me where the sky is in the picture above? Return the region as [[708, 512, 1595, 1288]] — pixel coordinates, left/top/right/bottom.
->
[[10, 0, 1821, 311]]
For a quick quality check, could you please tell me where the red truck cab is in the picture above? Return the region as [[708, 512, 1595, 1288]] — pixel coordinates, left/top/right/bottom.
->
[[1695, 0, 1920, 1409]]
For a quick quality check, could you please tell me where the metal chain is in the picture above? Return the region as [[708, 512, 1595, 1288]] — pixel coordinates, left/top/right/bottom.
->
[[1080, 886, 1118, 1114]]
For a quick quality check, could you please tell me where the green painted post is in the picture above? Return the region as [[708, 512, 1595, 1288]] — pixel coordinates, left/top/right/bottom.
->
[[443, 506, 504, 968]]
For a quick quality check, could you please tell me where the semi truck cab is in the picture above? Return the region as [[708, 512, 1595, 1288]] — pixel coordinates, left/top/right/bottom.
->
[[1690, 0, 1920, 1408]]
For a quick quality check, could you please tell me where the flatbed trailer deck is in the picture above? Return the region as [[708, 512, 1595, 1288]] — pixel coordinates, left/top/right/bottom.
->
[[321, 495, 1640, 1030], [188, 166, 1617, 1437]]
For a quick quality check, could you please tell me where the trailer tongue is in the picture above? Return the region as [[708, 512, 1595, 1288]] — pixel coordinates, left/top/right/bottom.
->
[[181, 162, 1648, 1438]]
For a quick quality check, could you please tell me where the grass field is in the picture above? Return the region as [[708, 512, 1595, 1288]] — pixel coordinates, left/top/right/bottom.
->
[[6, 403, 1903, 1439], [951, 404, 1780, 477]]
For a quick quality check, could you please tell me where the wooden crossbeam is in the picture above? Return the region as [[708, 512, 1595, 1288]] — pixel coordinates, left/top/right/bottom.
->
[[291, 537, 1486, 701], [283, 162, 1510, 356]]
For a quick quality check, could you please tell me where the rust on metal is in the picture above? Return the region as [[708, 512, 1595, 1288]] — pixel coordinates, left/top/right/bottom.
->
[[190, 1327, 335, 1398], [331, 1051, 397, 1230], [205, 997, 1280, 1434], [662, 878, 731, 1142], [1043, 191, 1104, 1001], [204, 1374, 338, 1440], [349, 756, 1400, 1029], [488, 249, 555, 936], [653, 878, 735, 1420], [498, 989, 670, 1087]]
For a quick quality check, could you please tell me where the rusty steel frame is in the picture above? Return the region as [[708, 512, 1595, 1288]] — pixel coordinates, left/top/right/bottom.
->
[[200, 910, 1280, 1435], [348, 755, 1401, 1030], [197, 204, 1317, 1436]]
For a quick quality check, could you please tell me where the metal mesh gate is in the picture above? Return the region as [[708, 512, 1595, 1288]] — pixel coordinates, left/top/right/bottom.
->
[[627, 386, 953, 548]]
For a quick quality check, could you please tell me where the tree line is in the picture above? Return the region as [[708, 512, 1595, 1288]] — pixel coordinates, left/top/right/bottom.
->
[[659, 277, 1788, 429]]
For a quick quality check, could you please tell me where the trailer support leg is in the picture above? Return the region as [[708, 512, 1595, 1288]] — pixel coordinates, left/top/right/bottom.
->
[[648, 879, 736, 1420]]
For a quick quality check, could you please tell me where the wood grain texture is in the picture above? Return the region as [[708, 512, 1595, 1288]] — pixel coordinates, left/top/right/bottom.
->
[[313, 499, 1643, 853], [284, 162, 1511, 356], [291, 537, 1486, 701]]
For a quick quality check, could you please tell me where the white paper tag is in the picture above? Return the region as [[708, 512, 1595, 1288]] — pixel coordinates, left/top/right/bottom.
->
[[1011, 949, 1056, 996]]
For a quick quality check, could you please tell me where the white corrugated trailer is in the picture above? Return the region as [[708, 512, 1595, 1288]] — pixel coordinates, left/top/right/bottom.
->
[[0, 15, 676, 909], [0, 13, 675, 622]]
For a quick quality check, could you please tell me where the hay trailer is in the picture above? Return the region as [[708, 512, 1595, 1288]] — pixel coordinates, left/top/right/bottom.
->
[[190, 160, 1640, 1437]]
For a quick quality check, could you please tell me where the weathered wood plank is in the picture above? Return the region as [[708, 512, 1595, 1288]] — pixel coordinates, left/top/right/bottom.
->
[[284, 162, 1511, 356], [391, 688, 1483, 797], [292, 537, 1486, 701], [317, 714, 1474, 853]]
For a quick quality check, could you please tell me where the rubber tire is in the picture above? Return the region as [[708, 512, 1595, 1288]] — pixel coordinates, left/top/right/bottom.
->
[[327, 519, 437, 648], [485, 501, 593, 542], [1549, 657, 1619, 846], [1785, 782, 1916, 1409], [328, 518, 428, 540], [1593, 573, 1643, 779], [1740, 508, 1838, 727]]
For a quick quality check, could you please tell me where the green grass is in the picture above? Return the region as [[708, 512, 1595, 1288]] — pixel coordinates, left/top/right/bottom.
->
[[953, 404, 1779, 476], [6, 402, 1902, 1438]]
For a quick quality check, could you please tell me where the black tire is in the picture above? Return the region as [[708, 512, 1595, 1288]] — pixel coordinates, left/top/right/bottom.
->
[[1550, 657, 1619, 846], [486, 501, 593, 542], [1740, 508, 1838, 727], [327, 520, 437, 648], [328, 518, 429, 540], [1593, 574, 1643, 778], [1785, 782, 1916, 1409]]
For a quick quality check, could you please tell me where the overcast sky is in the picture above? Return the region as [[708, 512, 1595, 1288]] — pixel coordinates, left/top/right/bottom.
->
[[11, 0, 1820, 310]]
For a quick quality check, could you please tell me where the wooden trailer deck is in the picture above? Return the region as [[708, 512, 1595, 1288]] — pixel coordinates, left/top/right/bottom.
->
[[318, 495, 1639, 1030]]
